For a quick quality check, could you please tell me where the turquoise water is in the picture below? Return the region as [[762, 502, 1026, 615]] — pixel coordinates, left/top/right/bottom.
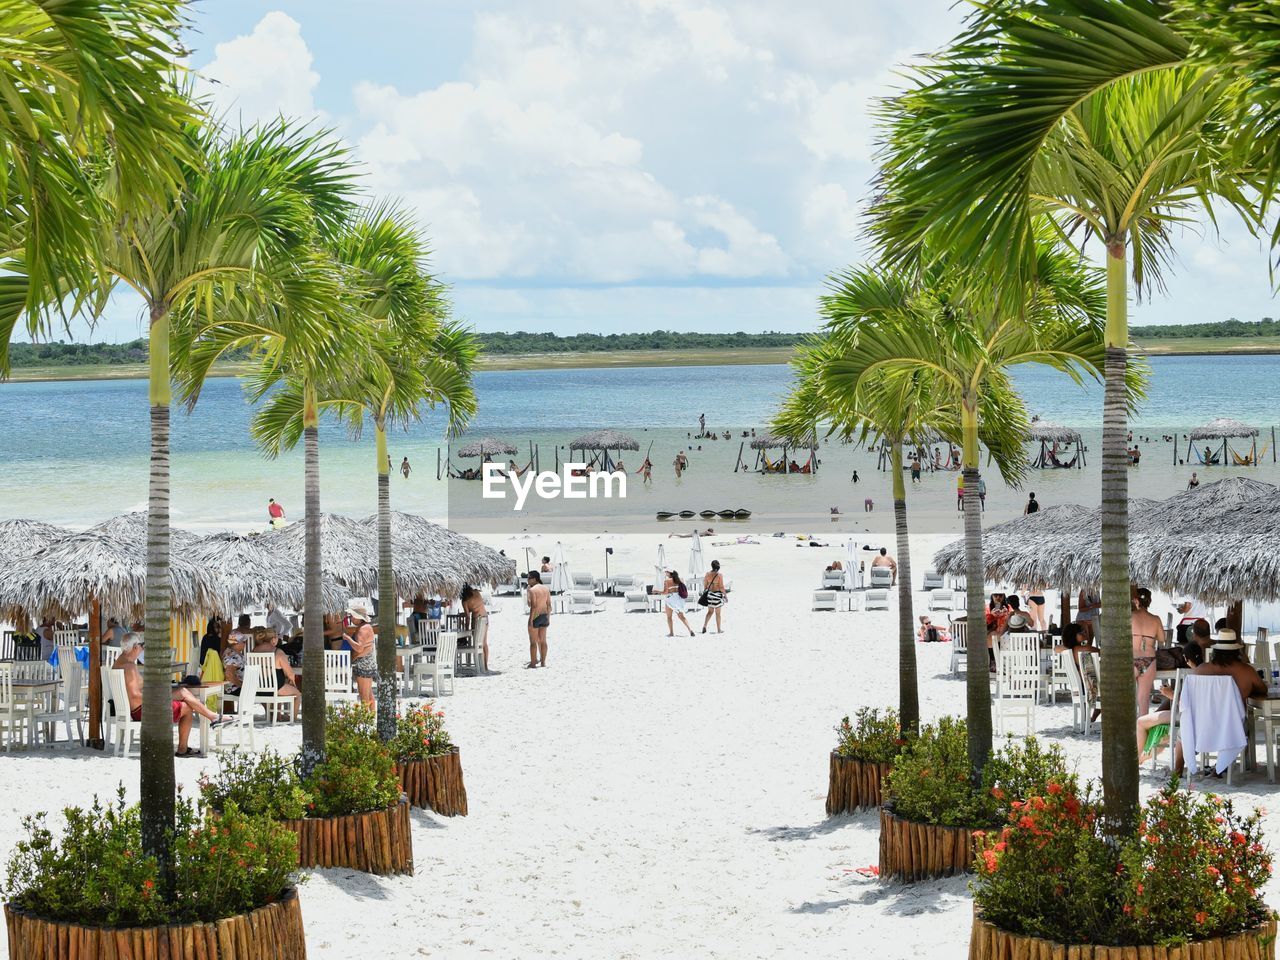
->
[[3, 355, 1280, 531]]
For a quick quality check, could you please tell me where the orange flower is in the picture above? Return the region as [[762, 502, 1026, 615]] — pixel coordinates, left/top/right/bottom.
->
[[981, 850, 999, 873], [1046, 782, 1063, 795], [1195, 911, 1209, 925]]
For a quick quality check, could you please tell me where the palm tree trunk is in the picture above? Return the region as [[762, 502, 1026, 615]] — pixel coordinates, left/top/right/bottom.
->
[[299, 381, 325, 777], [1101, 241, 1138, 834], [890, 445, 919, 735], [961, 395, 992, 779], [374, 419, 397, 741], [141, 304, 175, 889]]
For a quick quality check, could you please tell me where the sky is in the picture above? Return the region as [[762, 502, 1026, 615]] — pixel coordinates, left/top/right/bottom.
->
[[69, 1, 1280, 342]]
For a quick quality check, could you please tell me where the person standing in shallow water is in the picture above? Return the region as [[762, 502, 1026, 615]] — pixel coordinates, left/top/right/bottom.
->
[[526, 571, 551, 668], [401, 457, 411, 479], [1024, 491, 1040, 515]]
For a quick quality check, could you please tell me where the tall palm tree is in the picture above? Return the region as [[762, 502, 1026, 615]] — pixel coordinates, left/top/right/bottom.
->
[[813, 245, 1111, 777], [774, 270, 1039, 736], [93, 119, 353, 879], [874, 62, 1246, 830], [252, 210, 478, 740], [0, 0, 196, 355]]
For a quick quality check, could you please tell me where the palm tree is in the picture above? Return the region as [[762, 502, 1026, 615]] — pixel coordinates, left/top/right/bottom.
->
[[0, 0, 196, 355], [812, 245, 1110, 777], [874, 62, 1245, 830], [252, 207, 478, 740], [93, 119, 353, 879]]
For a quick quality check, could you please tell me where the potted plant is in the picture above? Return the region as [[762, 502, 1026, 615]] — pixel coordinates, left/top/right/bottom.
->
[[971, 783, 1276, 958], [200, 704, 412, 876], [879, 717, 1073, 882], [392, 702, 468, 816], [4, 789, 304, 960], [827, 707, 908, 815]]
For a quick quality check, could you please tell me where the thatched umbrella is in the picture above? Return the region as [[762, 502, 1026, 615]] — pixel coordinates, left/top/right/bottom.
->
[[568, 429, 639, 472], [1027, 419, 1085, 469], [1187, 417, 1260, 466], [749, 432, 815, 472], [0, 519, 73, 563], [89, 511, 199, 548], [0, 525, 225, 749], [932, 504, 1095, 587], [456, 437, 518, 459], [362, 511, 516, 600], [189, 532, 349, 613], [270, 513, 379, 592]]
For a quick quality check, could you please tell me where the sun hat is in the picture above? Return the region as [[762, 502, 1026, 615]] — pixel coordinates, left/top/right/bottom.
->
[[346, 603, 372, 622], [1212, 627, 1242, 650]]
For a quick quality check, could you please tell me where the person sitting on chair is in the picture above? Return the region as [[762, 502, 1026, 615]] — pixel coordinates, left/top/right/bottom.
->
[[114, 633, 229, 757]]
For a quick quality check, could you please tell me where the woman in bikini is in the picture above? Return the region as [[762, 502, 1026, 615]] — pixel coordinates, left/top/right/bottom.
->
[[701, 560, 726, 634], [1131, 587, 1164, 716], [1021, 583, 1048, 632]]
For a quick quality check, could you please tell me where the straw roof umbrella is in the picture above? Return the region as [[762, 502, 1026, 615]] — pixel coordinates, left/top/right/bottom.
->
[[1190, 417, 1258, 440], [456, 437, 518, 458], [362, 511, 516, 600], [89, 511, 199, 548], [270, 513, 379, 594], [0, 519, 72, 563], [1143, 501, 1280, 602], [750, 433, 797, 449], [569, 430, 640, 451], [1027, 419, 1082, 443], [188, 532, 349, 613], [932, 504, 1095, 586]]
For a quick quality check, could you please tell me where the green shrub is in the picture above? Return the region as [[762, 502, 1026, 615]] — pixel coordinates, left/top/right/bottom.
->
[[833, 707, 907, 764], [885, 718, 1073, 828], [4, 788, 298, 927], [390, 701, 454, 763], [304, 703, 401, 818], [974, 784, 1274, 947], [198, 750, 311, 820]]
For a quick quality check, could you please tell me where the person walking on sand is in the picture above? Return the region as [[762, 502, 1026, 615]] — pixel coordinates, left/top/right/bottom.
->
[[661, 570, 696, 637], [401, 456, 411, 479], [701, 560, 726, 634], [267, 498, 286, 529], [526, 571, 551, 668], [346, 604, 378, 706]]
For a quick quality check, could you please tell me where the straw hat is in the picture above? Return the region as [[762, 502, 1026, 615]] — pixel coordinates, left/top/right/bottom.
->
[[346, 603, 372, 623]]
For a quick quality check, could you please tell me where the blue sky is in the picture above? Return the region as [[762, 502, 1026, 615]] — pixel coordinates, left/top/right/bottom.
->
[[74, 2, 1280, 341]]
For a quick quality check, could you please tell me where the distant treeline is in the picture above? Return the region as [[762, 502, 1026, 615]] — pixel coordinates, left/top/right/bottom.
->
[[12, 321, 1279, 368], [474, 331, 806, 353], [1133, 318, 1279, 339]]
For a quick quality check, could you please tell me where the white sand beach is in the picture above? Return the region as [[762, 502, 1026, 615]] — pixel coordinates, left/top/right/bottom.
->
[[2, 530, 1276, 959]]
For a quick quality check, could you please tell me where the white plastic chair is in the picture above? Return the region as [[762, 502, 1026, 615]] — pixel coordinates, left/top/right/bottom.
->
[[1045, 650, 1075, 705], [570, 590, 603, 614], [1147, 668, 1188, 772], [0, 665, 28, 751], [811, 590, 838, 612], [921, 569, 945, 591], [864, 589, 890, 611], [34, 654, 84, 746], [928, 589, 954, 611], [995, 642, 1039, 735], [869, 567, 893, 589], [247, 652, 295, 724], [53, 629, 81, 647], [949, 619, 968, 676], [1180, 674, 1247, 786], [106, 667, 141, 758], [323, 650, 356, 705], [214, 663, 257, 752], [415, 630, 456, 696]]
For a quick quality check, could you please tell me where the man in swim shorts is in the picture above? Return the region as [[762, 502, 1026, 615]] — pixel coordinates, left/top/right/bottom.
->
[[114, 633, 229, 756], [526, 571, 551, 668]]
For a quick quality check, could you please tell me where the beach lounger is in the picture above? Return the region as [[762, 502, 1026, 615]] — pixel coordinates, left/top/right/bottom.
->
[[624, 589, 651, 613], [811, 590, 838, 612], [821, 570, 845, 589], [570, 591, 604, 614], [864, 589, 890, 611], [921, 569, 945, 591], [869, 567, 893, 589], [928, 589, 954, 612]]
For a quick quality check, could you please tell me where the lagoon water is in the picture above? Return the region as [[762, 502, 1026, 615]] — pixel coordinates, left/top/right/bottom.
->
[[3, 354, 1280, 533]]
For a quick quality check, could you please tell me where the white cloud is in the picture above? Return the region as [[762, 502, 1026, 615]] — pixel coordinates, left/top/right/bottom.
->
[[194, 12, 320, 125]]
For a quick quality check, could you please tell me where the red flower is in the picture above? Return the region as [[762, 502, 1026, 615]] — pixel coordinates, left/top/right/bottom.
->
[[982, 850, 999, 873], [1195, 911, 1209, 925], [1046, 782, 1063, 795]]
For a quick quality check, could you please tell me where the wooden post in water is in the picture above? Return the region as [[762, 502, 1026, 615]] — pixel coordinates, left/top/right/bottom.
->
[[734, 441, 743, 473], [1173, 432, 1178, 465], [436, 447, 441, 481]]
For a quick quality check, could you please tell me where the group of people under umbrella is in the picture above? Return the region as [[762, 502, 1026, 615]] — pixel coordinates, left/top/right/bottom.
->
[[0, 510, 516, 748]]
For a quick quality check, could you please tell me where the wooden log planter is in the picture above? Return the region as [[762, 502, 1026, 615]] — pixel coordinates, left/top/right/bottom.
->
[[397, 746, 469, 817], [878, 806, 983, 882], [4, 887, 306, 960], [281, 796, 413, 876], [969, 912, 1277, 960], [826, 753, 891, 815]]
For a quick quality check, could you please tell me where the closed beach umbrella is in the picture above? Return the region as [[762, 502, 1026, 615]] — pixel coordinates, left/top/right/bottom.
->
[[845, 538, 860, 590], [655, 543, 668, 588], [688, 531, 705, 582], [550, 541, 572, 594]]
